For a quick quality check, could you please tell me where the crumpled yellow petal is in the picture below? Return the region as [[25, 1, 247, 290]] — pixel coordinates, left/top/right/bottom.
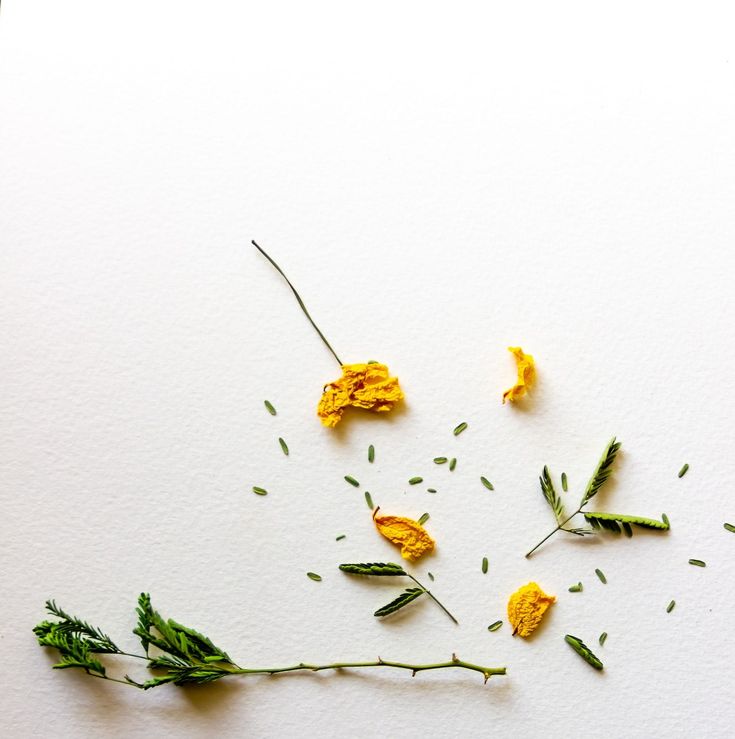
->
[[374, 513, 435, 561], [502, 346, 536, 403], [317, 362, 404, 427], [507, 582, 555, 637]]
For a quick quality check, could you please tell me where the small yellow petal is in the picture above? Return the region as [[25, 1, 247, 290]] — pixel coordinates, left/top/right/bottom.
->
[[502, 346, 536, 403], [317, 362, 404, 427], [374, 513, 435, 561], [507, 582, 555, 637]]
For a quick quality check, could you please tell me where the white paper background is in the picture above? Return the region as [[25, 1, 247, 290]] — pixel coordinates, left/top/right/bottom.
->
[[2, 2, 734, 737]]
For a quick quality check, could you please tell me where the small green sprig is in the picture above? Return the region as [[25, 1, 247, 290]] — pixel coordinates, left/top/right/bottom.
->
[[34, 595, 503, 688], [526, 438, 669, 557], [339, 562, 458, 624]]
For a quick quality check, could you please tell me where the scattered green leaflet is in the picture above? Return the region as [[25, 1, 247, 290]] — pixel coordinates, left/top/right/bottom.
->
[[252, 486, 268, 496], [662, 513, 670, 528], [368, 445, 375, 463], [364, 491, 374, 509], [278, 437, 289, 456], [418, 512, 430, 525], [481, 557, 488, 574], [688, 559, 706, 567], [335, 535, 346, 541], [409, 477, 423, 485], [344, 476, 360, 487], [264, 400, 277, 416], [565, 634, 603, 670], [568, 582, 583, 592], [307, 572, 322, 582], [678, 463, 689, 478], [35, 594, 504, 689], [481, 477, 494, 491], [427, 488, 437, 494], [434, 457, 448, 464], [595, 568, 607, 584], [374, 588, 426, 617], [666, 600, 676, 613], [449, 458, 457, 471], [453, 422, 468, 436], [561, 472, 568, 492], [723, 523, 735, 534], [427, 572, 434, 581], [598, 632, 608, 646], [487, 621, 502, 632]]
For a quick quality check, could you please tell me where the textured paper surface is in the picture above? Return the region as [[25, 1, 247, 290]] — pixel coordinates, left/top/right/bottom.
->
[[1, 2, 734, 737]]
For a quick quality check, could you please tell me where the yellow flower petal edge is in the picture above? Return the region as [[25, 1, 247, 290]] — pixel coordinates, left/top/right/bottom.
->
[[507, 582, 555, 637], [374, 512, 435, 561], [502, 346, 536, 403], [317, 362, 404, 427]]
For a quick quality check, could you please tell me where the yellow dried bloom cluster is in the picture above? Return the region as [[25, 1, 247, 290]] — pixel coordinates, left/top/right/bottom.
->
[[507, 582, 555, 637], [317, 363, 404, 427], [502, 346, 536, 403], [374, 512, 435, 561]]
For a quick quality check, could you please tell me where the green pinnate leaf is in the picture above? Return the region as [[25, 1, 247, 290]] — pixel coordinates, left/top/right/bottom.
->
[[373, 588, 426, 618]]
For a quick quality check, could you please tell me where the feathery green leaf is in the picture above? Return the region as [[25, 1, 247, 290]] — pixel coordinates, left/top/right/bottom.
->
[[580, 437, 621, 506], [338, 562, 407, 577], [584, 512, 670, 535], [565, 634, 603, 670], [373, 588, 425, 617], [540, 465, 565, 523]]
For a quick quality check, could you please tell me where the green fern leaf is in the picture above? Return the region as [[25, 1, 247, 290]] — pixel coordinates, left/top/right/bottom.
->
[[339, 562, 407, 577], [584, 512, 670, 535], [540, 466, 565, 523], [580, 438, 621, 506], [373, 588, 426, 617]]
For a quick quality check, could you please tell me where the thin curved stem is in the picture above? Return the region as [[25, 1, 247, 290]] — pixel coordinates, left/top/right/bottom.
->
[[407, 575, 459, 625], [252, 240, 343, 366], [232, 656, 505, 682]]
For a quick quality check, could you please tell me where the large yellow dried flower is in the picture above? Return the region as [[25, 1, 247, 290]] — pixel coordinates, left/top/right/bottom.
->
[[502, 346, 536, 403], [317, 362, 404, 427], [374, 511, 435, 561], [507, 582, 555, 637]]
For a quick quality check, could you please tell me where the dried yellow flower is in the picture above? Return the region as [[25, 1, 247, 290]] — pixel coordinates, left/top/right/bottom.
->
[[317, 362, 404, 427], [502, 346, 536, 403], [507, 582, 555, 637], [374, 511, 435, 561]]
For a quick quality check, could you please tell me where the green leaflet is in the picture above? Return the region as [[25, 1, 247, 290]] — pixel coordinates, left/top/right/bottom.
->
[[338, 562, 407, 577], [373, 587, 426, 617], [540, 465, 565, 523], [565, 634, 603, 670], [584, 512, 670, 535], [580, 437, 621, 506]]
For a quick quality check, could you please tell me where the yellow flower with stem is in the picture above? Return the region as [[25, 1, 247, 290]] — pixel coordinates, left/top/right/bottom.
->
[[253, 241, 404, 426]]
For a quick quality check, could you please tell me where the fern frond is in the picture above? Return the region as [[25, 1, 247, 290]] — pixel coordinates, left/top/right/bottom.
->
[[373, 588, 425, 618], [133, 595, 234, 666], [35, 627, 107, 676], [540, 466, 565, 523], [339, 562, 407, 577], [134, 593, 154, 656], [580, 438, 621, 506], [584, 512, 670, 537], [41, 601, 121, 654]]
